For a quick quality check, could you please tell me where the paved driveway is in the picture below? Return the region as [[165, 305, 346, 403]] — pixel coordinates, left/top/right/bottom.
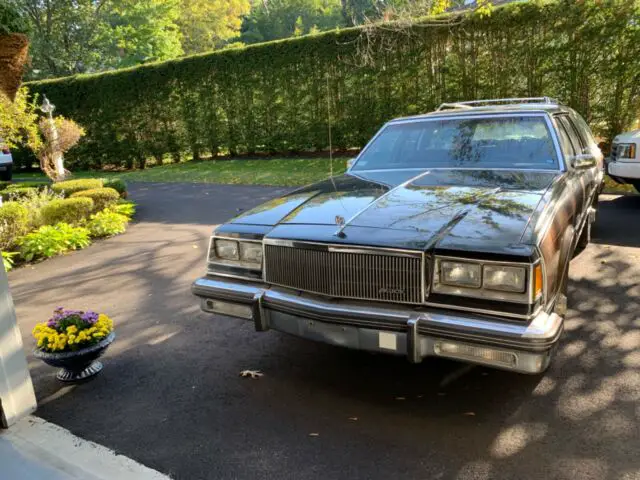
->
[[10, 184, 640, 480]]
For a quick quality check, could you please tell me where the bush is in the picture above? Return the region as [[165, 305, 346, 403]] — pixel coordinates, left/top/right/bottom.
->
[[18, 223, 91, 262], [5, 181, 49, 190], [51, 179, 103, 196], [86, 210, 129, 238], [11, 187, 63, 228], [0, 201, 29, 249], [0, 186, 38, 199], [24, 0, 640, 167], [40, 197, 94, 225], [108, 200, 136, 219], [70, 187, 120, 211], [103, 178, 127, 197]]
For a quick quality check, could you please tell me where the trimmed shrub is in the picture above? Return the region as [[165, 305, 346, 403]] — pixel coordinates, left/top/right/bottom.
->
[[18, 223, 91, 262], [24, 0, 640, 167], [0, 201, 29, 249], [51, 179, 103, 196], [5, 182, 49, 190], [70, 187, 119, 211], [103, 178, 127, 197], [86, 210, 129, 238], [40, 197, 94, 225], [0, 186, 38, 199]]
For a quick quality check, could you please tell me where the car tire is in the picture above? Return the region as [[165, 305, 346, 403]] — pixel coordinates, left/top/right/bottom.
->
[[0, 165, 12, 181], [576, 219, 590, 251]]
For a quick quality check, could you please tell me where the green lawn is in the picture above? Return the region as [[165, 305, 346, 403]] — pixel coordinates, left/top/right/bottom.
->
[[14, 157, 637, 194], [16, 157, 349, 187]]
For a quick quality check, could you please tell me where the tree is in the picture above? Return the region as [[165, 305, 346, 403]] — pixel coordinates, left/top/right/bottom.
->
[[24, 0, 183, 78], [178, 0, 251, 54], [240, 0, 344, 44]]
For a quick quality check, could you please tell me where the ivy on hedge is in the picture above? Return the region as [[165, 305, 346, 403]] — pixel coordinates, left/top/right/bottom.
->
[[26, 0, 640, 170]]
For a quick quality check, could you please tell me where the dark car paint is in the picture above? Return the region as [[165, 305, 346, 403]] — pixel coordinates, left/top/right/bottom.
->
[[227, 169, 559, 255], [216, 108, 602, 316]]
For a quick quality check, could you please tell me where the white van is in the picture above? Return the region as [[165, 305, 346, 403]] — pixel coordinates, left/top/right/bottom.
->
[[608, 130, 640, 192]]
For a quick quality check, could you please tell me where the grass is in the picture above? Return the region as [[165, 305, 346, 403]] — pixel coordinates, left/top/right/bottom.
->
[[13, 156, 637, 194], [15, 157, 349, 187]]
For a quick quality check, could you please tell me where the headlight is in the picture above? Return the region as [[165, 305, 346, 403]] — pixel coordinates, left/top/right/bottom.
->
[[209, 238, 263, 270], [483, 265, 526, 292], [239, 242, 263, 265], [440, 261, 481, 288], [213, 239, 239, 260], [617, 143, 637, 159]]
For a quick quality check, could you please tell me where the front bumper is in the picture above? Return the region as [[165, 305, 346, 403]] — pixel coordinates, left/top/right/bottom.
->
[[192, 275, 564, 374], [608, 160, 640, 180]]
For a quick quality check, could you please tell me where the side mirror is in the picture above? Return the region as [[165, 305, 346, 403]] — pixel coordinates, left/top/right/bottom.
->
[[570, 153, 596, 170], [346, 158, 356, 170]]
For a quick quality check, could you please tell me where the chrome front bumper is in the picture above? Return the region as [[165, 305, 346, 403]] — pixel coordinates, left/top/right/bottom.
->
[[192, 276, 564, 374]]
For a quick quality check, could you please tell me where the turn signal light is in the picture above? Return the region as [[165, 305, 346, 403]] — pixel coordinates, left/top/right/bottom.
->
[[533, 264, 543, 299]]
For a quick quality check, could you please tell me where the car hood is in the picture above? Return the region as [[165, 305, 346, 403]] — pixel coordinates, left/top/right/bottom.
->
[[230, 169, 560, 252]]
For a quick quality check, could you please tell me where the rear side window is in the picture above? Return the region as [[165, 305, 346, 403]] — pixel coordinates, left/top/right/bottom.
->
[[555, 118, 577, 157], [570, 113, 597, 152]]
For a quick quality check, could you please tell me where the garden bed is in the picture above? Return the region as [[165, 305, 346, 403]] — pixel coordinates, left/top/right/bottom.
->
[[0, 177, 134, 271]]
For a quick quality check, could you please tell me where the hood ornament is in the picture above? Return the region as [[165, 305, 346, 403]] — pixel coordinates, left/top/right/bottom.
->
[[335, 215, 345, 227]]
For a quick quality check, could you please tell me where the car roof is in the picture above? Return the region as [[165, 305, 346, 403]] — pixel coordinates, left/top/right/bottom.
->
[[390, 102, 573, 123]]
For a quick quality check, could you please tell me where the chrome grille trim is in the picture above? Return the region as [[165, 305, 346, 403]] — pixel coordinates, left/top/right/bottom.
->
[[263, 240, 425, 305]]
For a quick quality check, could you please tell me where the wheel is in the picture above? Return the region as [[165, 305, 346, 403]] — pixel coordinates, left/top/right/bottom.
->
[[0, 165, 12, 181]]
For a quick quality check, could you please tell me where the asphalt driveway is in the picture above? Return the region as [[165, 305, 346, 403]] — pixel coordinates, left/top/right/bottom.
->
[[9, 183, 640, 480]]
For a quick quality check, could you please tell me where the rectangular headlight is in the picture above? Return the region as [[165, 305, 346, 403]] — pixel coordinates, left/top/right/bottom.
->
[[239, 242, 263, 265], [618, 143, 637, 159], [213, 239, 239, 260], [440, 261, 481, 288], [483, 265, 526, 292]]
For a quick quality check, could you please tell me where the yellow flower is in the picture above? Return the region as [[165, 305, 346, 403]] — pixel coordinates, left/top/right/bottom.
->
[[66, 325, 78, 334]]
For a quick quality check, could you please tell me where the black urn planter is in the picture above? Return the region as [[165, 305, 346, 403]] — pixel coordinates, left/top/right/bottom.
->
[[33, 332, 115, 383]]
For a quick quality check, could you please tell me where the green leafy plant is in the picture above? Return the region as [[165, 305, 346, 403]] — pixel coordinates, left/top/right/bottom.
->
[[0, 201, 29, 249], [103, 178, 127, 197], [5, 182, 50, 190], [108, 200, 136, 218], [17, 223, 91, 262], [0, 186, 38, 199], [11, 187, 63, 228], [40, 197, 95, 225], [2, 251, 18, 272], [0, 1, 30, 35], [51, 178, 104, 196], [0, 87, 42, 153], [86, 210, 130, 238], [70, 187, 120, 211]]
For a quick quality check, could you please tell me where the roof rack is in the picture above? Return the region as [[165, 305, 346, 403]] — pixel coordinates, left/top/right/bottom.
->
[[436, 97, 561, 111]]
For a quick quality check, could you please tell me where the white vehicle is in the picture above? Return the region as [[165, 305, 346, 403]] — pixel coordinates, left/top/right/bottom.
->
[[0, 141, 13, 181], [608, 130, 640, 192]]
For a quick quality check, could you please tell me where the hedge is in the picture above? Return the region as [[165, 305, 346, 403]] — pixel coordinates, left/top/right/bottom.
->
[[26, 0, 640, 169], [51, 179, 104, 196], [40, 197, 95, 225], [70, 187, 120, 211]]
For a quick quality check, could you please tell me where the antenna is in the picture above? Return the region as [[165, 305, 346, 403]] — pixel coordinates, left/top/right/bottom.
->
[[326, 72, 333, 178]]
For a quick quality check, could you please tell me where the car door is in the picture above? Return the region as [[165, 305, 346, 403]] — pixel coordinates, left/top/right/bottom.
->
[[554, 114, 598, 231]]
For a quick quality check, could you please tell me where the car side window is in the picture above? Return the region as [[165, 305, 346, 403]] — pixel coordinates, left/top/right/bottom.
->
[[570, 114, 596, 151], [555, 117, 576, 158], [563, 116, 589, 154]]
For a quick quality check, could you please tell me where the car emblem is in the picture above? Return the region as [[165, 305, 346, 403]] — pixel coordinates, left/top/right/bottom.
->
[[379, 287, 405, 295], [335, 215, 345, 227]]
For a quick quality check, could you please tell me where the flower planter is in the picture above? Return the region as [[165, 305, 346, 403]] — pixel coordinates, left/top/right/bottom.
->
[[0, 33, 29, 100], [33, 332, 115, 383]]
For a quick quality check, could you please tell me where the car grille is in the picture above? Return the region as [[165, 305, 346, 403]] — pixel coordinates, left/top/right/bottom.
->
[[264, 243, 424, 304], [610, 143, 618, 162]]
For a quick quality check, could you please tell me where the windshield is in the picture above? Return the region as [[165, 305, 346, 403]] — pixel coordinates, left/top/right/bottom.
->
[[352, 115, 559, 171]]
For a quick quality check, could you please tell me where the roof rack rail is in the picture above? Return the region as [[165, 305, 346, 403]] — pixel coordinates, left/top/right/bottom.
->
[[436, 97, 561, 111]]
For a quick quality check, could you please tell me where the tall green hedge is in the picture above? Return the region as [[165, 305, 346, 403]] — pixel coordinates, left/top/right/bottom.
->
[[26, 0, 640, 170]]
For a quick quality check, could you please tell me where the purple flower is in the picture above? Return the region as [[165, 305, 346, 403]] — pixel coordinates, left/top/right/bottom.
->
[[80, 311, 99, 325]]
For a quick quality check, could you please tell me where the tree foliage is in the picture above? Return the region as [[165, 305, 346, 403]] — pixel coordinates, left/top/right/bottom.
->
[[0, 87, 41, 152], [179, 0, 251, 53], [25, 0, 640, 170]]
